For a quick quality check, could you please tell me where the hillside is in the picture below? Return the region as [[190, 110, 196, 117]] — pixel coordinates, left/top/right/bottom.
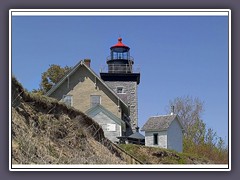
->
[[119, 144, 212, 164], [11, 77, 215, 165], [11, 77, 129, 164]]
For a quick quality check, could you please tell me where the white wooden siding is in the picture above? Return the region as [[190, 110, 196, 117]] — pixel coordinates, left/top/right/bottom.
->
[[91, 111, 121, 143], [145, 131, 167, 148], [167, 119, 183, 152]]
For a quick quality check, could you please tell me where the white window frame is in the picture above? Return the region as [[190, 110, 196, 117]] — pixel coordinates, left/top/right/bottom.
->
[[106, 123, 116, 132], [62, 95, 73, 106], [90, 95, 101, 108], [116, 86, 125, 94]]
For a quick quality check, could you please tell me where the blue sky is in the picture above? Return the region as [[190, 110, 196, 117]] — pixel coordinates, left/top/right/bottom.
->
[[11, 13, 229, 144]]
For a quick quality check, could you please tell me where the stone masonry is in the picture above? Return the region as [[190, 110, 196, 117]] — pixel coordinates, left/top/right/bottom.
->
[[105, 81, 138, 132]]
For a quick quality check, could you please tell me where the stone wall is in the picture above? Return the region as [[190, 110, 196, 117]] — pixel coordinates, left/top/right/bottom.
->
[[105, 81, 138, 132]]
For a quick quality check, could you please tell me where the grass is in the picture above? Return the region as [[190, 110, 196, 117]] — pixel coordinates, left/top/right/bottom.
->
[[11, 76, 127, 164], [11, 76, 215, 165], [119, 144, 211, 164]]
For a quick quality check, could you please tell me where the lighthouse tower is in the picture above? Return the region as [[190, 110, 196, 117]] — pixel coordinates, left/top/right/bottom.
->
[[100, 38, 140, 134]]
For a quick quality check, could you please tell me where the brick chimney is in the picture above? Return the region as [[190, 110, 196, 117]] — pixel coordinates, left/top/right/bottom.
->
[[84, 59, 91, 67]]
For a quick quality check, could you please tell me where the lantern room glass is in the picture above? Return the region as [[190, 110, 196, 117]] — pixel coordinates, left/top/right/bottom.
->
[[111, 47, 130, 60]]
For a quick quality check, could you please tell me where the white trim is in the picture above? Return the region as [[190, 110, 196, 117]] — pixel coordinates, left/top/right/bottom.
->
[[9, 10, 12, 171], [11, 9, 230, 16], [11, 164, 229, 171], [116, 86, 125, 94], [228, 9, 231, 170], [86, 104, 125, 126], [119, 125, 122, 136], [90, 95, 101, 108], [9, 8, 231, 171], [106, 123, 116, 132], [45, 60, 129, 111]]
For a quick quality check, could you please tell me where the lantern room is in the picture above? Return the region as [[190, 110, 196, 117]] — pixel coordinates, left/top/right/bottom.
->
[[107, 38, 134, 73]]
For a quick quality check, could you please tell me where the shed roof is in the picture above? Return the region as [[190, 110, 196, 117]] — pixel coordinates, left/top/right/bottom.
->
[[128, 132, 145, 140], [141, 114, 184, 132]]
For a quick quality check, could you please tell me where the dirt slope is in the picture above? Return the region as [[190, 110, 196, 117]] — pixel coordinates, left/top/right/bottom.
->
[[11, 77, 126, 164], [11, 77, 213, 165]]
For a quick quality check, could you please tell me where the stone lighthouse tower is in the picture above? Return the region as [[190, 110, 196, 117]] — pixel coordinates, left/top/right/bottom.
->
[[100, 38, 140, 134]]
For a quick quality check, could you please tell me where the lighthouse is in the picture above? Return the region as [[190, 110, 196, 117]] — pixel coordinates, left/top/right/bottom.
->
[[100, 38, 140, 134]]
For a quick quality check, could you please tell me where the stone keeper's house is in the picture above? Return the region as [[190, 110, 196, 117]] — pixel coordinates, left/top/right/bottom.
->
[[46, 38, 184, 150], [46, 38, 140, 143]]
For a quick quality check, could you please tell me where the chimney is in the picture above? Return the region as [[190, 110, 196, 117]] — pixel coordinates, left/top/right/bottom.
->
[[84, 59, 91, 67], [136, 127, 139, 132], [171, 106, 175, 115]]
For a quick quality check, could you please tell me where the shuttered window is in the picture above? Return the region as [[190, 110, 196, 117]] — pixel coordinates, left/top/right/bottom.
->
[[90, 95, 101, 108]]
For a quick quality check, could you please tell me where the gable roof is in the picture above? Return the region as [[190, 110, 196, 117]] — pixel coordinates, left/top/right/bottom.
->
[[141, 114, 184, 132], [85, 104, 126, 131], [45, 60, 129, 114]]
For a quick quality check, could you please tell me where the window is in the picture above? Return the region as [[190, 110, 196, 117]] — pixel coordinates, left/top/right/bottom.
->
[[106, 124, 116, 131], [63, 95, 72, 106], [153, 133, 158, 145], [90, 95, 101, 108], [117, 87, 124, 94]]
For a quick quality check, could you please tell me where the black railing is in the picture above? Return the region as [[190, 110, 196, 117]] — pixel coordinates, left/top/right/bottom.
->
[[108, 64, 133, 73], [107, 56, 134, 62]]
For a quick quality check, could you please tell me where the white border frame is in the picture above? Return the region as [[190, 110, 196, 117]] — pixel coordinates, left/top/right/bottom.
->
[[9, 9, 231, 171]]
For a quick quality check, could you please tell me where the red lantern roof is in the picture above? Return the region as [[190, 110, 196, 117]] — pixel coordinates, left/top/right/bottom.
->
[[111, 38, 129, 49]]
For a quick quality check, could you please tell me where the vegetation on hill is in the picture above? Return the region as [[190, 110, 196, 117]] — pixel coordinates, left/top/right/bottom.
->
[[119, 144, 212, 164], [11, 76, 228, 165], [167, 96, 228, 164], [12, 76, 126, 164]]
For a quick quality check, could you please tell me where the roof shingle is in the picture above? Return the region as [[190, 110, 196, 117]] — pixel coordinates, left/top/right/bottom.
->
[[128, 132, 145, 140], [141, 114, 180, 131]]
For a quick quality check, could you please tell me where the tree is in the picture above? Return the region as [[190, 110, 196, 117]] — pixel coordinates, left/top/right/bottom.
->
[[167, 95, 205, 139], [167, 96, 228, 163], [33, 64, 71, 94]]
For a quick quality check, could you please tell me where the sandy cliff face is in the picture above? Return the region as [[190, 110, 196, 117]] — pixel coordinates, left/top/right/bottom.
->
[[11, 77, 126, 164]]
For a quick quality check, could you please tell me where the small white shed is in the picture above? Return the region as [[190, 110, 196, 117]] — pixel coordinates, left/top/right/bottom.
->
[[141, 114, 184, 152], [86, 105, 126, 143]]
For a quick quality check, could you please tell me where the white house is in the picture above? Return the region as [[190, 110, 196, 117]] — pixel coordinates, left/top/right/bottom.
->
[[141, 114, 184, 152], [85, 104, 126, 143]]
